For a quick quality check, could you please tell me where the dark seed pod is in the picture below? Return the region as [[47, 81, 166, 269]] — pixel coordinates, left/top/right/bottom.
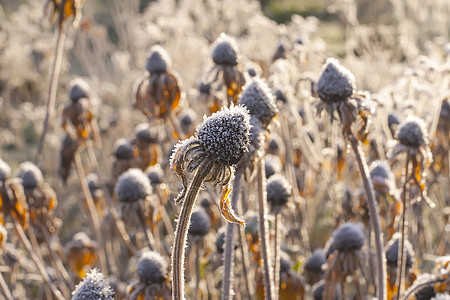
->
[[264, 154, 282, 179], [369, 160, 395, 194], [145, 45, 172, 74], [59, 134, 79, 183], [396, 116, 429, 148], [146, 165, 164, 185], [312, 280, 338, 300], [317, 58, 355, 103], [18, 162, 44, 189], [198, 82, 211, 94], [115, 169, 152, 203], [86, 173, 100, 194], [113, 139, 134, 160], [179, 108, 197, 136], [266, 174, 291, 212], [215, 227, 237, 254], [212, 33, 239, 66], [385, 234, 415, 268], [72, 269, 114, 300], [136, 251, 168, 284], [69, 78, 90, 102], [279, 251, 292, 273], [329, 222, 365, 253], [414, 274, 436, 300], [304, 249, 326, 273], [196, 105, 251, 165], [133, 123, 159, 144], [274, 89, 287, 103], [272, 43, 286, 62], [0, 158, 11, 182], [188, 208, 211, 237]]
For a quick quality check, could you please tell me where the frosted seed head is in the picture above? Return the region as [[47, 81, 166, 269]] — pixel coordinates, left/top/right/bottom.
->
[[145, 45, 172, 74], [385, 233, 415, 268], [317, 58, 355, 103], [274, 89, 287, 103], [86, 173, 100, 193], [72, 269, 114, 300], [396, 116, 429, 148], [239, 78, 278, 128], [249, 116, 264, 152], [196, 105, 251, 165], [266, 174, 291, 210], [332, 222, 365, 252], [215, 227, 226, 253], [113, 139, 134, 160], [264, 154, 282, 179], [212, 33, 240, 66], [69, 78, 90, 102], [115, 169, 152, 203], [304, 249, 326, 273], [188, 208, 211, 237], [0, 158, 11, 182], [272, 43, 286, 61], [179, 108, 197, 135], [198, 82, 211, 94], [133, 123, 159, 144], [18, 162, 44, 189], [279, 251, 292, 273], [146, 165, 164, 185], [136, 251, 168, 285], [388, 113, 400, 128], [369, 160, 395, 194]]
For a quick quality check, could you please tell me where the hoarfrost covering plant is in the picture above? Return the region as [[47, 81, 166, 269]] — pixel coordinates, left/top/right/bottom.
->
[[72, 268, 114, 300]]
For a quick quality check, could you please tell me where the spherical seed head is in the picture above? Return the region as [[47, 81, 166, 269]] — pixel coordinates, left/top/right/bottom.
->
[[133, 123, 158, 144], [86, 173, 100, 193], [312, 281, 325, 300], [113, 139, 134, 160], [249, 116, 264, 151], [136, 251, 168, 285], [385, 234, 415, 268], [304, 249, 326, 273], [388, 113, 400, 128], [215, 228, 226, 253], [198, 81, 211, 94], [332, 222, 365, 252], [317, 58, 355, 103], [266, 174, 292, 210], [145, 45, 172, 74], [18, 161, 44, 189], [0, 158, 11, 182], [274, 89, 287, 103], [415, 283, 436, 300], [196, 105, 251, 165], [239, 78, 278, 128], [280, 251, 292, 273], [369, 160, 395, 194], [115, 169, 152, 203], [146, 165, 164, 185], [396, 116, 429, 148], [440, 99, 450, 121], [72, 268, 114, 300], [189, 208, 211, 237], [212, 33, 240, 66], [179, 108, 197, 134], [264, 154, 282, 179], [69, 78, 90, 102]]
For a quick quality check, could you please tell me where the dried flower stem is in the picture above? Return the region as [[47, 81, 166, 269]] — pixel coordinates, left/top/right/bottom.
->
[[222, 167, 243, 300], [74, 152, 108, 275], [13, 221, 64, 300], [136, 208, 156, 251], [396, 153, 411, 300], [0, 270, 14, 300], [172, 161, 213, 300], [238, 214, 253, 299], [34, 28, 66, 164], [194, 241, 201, 300], [273, 212, 281, 299], [349, 135, 386, 300], [399, 276, 446, 300], [257, 158, 275, 300]]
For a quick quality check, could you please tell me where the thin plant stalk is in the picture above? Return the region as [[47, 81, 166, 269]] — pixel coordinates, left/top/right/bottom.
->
[[34, 27, 66, 164], [396, 154, 411, 300], [238, 216, 253, 299], [74, 152, 108, 275], [222, 167, 243, 300], [195, 241, 201, 300], [172, 161, 213, 300], [13, 221, 65, 300], [273, 212, 281, 300], [256, 159, 275, 300], [136, 208, 156, 251], [349, 135, 386, 300], [0, 270, 14, 300]]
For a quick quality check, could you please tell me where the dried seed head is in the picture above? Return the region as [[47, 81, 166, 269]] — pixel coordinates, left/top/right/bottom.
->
[[331, 222, 365, 252], [72, 268, 114, 300], [18, 162, 44, 189], [304, 249, 326, 273], [113, 139, 134, 160], [212, 33, 240, 66], [415, 283, 436, 300], [266, 174, 291, 211], [385, 234, 415, 268], [280, 251, 292, 273], [247, 116, 265, 153], [146, 165, 164, 185], [133, 123, 158, 144], [369, 160, 395, 194], [179, 108, 197, 135], [145, 45, 172, 74], [264, 154, 282, 179], [274, 89, 287, 103], [239, 78, 278, 128], [66, 232, 97, 250], [198, 82, 211, 94], [196, 105, 251, 165], [115, 169, 152, 203], [312, 280, 338, 300], [215, 227, 229, 253], [0, 158, 11, 182], [136, 251, 168, 285], [86, 173, 100, 193], [317, 58, 355, 103], [388, 113, 400, 129], [69, 78, 90, 102], [396, 116, 429, 148], [272, 43, 286, 61], [188, 208, 211, 237]]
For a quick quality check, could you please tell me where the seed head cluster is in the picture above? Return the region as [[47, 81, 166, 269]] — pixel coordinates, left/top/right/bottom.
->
[[266, 174, 292, 210], [317, 58, 355, 103], [72, 269, 114, 300], [146, 45, 172, 74], [196, 105, 251, 165], [212, 33, 239, 66], [113, 139, 134, 160], [396, 116, 429, 148], [330, 222, 365, 252], [69, 78, 90, 102], [136, 251, 168, 285], [18, 161, 44, 189], [115, 169, 152, 203]]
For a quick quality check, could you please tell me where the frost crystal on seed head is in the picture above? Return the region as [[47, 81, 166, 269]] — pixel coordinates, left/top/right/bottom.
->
[[72, 268, 114, 300], [266, 174, 292, 209], [0, 158, 11, 182], [396, 115, 429, 148], [115, 169, 152, 203], [317, 58, 355, 103], [113, 138, 134, 160], [196, 105, 251, 165], [137, 251, 168, 284], [212, 33, 240, 66], [239, 78, 278, 128], [69, 78, 90, 102], [146, 45, 172, 74], [332, 222, 365, 252], [189, 208, 211, 237], [18, 161, 44, 189]]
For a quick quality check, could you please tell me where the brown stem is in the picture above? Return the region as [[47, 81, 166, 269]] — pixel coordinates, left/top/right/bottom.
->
[[195, 241, 201, 300], [349, 135, 386, 300], [257, 159, 275, 300], [238, 213, 253, 299], [0, 270, 14, 300], [34, 27, 66, 164], [273, 213, 281, 300], [172, 161, 213, 300]]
